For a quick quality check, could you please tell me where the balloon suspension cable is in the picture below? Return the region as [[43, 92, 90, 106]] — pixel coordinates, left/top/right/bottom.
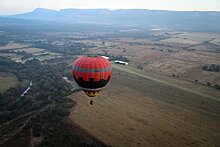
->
[[89, 99, 94, 105]]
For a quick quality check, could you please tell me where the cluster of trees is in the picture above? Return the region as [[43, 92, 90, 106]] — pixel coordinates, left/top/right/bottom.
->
[[30, 108, 107, 147], [103, 31, 162, 40], [0, 28, 91, 57], [206, 82, 220, 90], [194, 79, 220, 90], [0, 57, 73, 124], [109, 55, 130, 62], [203, 64, 220, 72], [214, 84, 220, 90], [0, 57, 108, 146], [0, 49, 33, 60], [0, 35, 9, 46], [30, 40, 90, 55]]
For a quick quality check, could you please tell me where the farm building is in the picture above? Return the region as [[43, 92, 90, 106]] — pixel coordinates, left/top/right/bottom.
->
[[114, 60, 128, 65], [101, 56, 110, 60]]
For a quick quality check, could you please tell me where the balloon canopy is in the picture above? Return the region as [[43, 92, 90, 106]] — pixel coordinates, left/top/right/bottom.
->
[[72, 55, 112, 97]]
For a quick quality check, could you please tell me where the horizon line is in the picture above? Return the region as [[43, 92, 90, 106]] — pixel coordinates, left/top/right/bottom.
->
[[1, 7, 220, 16]]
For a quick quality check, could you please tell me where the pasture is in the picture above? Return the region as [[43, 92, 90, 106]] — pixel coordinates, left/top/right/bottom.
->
[[0, 72, 17, 93], [162, 32, 216, 45], [85, 31, 220, 86], [69, 67, 220, 147], [210, 38, 220, 46], [0, 43, 27, 50], [15, 48, 45, 54]]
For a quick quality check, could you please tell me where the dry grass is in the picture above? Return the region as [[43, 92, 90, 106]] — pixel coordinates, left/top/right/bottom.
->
[[139, 68, 220, 100], [0, 72, 17, 93], [0, 43, 27, 50], [88, 32, 220, 85], [85, 32, 220, 86], [162, 38, 199, 45], [15, 48, 45, 54], [69, 68, 220, 147], [144, 50, 220, 84], [209, 38, 220, 46]]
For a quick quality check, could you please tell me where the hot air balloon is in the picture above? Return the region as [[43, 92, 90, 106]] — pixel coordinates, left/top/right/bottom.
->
[[72, 55, 112, 105]]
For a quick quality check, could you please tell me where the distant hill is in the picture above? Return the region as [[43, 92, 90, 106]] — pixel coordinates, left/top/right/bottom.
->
[[2, 8, 220, 32]]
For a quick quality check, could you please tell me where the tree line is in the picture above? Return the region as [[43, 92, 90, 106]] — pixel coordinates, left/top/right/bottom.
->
[[0, 57, 75, 146], [0, 56, 107, 147], [203, 64, 220, 72]]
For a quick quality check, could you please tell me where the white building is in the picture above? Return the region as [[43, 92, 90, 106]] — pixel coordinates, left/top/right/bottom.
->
[[101, 56, 110, 60], [114, 60, 128, 65]]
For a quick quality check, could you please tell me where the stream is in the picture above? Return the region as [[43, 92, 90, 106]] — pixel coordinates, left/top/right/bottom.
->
[[20, 81, 32, 97]]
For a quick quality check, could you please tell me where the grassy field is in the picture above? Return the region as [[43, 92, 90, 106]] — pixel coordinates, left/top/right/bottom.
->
[[0, 72, 18, 93], [15, 48, 45, 54], [0, 43, 27, 50], [85, 31, 220, 86], [69, 67, 220, 147], [162, 32, 216, 45], [210, 38, 220, 46], [162, 38, 200, 45], [35, 52, 62, 61], [112, 64, 220, 102]]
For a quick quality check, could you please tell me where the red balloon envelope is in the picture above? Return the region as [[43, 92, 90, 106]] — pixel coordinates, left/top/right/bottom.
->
[[72, 55, 112, 97]]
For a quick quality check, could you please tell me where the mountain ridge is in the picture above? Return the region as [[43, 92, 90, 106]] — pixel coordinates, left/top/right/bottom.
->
[[2, 8, 220, 32]]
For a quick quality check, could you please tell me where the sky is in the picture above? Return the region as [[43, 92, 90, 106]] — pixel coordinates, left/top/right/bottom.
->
[[0, 0, 220, 15]]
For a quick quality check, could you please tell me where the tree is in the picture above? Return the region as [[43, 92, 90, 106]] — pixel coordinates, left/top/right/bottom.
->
[[207, 82, 211, 86], [215, 84, 220, 90]]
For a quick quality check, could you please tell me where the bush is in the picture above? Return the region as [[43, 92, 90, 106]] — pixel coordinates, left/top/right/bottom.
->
[[207, 82, 211, 86], [214, 84, 220, 90]]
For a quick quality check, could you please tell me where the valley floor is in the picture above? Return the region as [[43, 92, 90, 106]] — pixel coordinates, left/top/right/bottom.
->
[[69, 67, 220, 147]]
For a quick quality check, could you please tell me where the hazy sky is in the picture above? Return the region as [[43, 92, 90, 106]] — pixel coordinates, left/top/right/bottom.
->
[[0, 0, 220, 15]]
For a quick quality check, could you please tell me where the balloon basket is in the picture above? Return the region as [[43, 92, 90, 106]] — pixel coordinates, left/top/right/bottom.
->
[[89, 99, 94, 105]]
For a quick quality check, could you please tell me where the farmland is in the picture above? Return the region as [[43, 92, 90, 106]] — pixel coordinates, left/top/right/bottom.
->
[[0, 43, 27, 50], [0, 24, 220, 147], [67, 30, 220, 147], [0, 43, 62, 62], [83, 31, 220, 86], [14, 48, 45, 54], [0, 72, 17, 93], [69, 67, 220, 147]]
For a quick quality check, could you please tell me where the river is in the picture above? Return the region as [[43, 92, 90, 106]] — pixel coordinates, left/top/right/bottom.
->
[[20, 81, 32, 97]]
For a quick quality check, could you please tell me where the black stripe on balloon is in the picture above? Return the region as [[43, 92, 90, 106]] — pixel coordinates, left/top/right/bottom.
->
[[73, 75, 111, 89]]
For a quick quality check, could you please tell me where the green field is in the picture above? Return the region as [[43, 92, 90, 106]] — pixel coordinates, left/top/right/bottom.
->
[[0, 72, 18, 93], [35, 53, 62, 61]]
